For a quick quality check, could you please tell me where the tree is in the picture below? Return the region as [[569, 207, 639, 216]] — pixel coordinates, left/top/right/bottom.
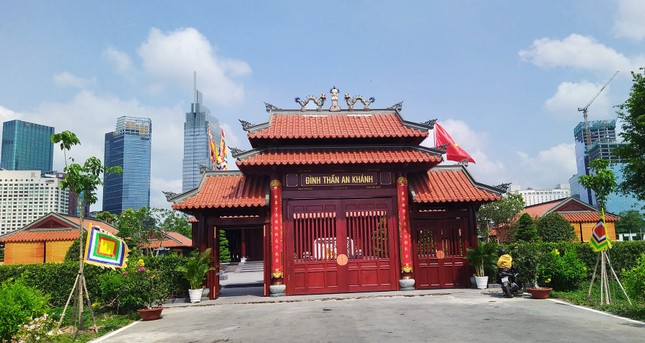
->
[[157, 209, 192, 239], [615, 210, 645, 236], [50, 131, 120, 332], [476, 193, 525, 240], [219, 230, 231, 263], [579, 158, 617, 211], [96, 211, 118, 225], [514, 213, 539, 242], [616, 68, 645, 202], [116, 207, 160, 255], [537, 213, 576, 242]]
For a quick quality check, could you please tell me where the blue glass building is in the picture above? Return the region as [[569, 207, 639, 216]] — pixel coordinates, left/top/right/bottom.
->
[[182, 89, 220, 192], [1, 120, 54, 172], [569, 119, 645, 214], [103, 116, 152, 214]]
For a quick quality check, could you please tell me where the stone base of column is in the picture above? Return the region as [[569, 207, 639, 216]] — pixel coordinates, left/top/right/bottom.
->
[[399, 278, 416, 291], [269, 284, 286, 297]]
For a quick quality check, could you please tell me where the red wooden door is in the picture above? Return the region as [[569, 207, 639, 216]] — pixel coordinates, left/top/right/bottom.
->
[[286, 198, 397, 295], [413, 218, 469, 289]]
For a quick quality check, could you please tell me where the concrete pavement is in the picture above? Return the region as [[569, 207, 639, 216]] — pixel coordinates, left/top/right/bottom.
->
[[92, 264, 645, 342]]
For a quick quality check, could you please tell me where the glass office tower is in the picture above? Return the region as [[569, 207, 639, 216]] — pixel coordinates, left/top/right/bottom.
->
[[1, 120, 54, 172], [182, 89, 220, 192], [103, 116, 152, 215]]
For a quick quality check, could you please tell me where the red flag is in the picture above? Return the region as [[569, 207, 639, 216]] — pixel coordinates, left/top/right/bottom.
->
[[434, 122, 475, 163]]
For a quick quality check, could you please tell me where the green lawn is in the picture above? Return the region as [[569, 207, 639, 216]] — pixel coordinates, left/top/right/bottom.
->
[[551, 280, 645, 322]]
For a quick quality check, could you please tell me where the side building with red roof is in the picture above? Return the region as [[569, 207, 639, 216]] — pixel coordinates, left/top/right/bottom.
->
[[0, 212, 193, 264], [520, 197, 618, 243], [170, 88, 502, 298]]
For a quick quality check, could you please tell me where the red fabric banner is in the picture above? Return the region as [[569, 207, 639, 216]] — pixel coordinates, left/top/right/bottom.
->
[[434, 122, 475, 163], [270, 179, 284, 279], [397, 176, 413, 274]]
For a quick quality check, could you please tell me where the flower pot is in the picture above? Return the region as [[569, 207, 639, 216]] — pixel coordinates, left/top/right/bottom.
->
[[527, 287, 552, 299], [137, 307, 163, 321], [474, 276, 488, 289], [189, 288, 203, 303]]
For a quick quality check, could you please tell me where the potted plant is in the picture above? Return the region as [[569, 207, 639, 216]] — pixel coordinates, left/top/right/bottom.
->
[[176, 248, 215, 303], [465, 241, 497, 289], [513, 243, 552, 299], [124, 259, 169, 320]]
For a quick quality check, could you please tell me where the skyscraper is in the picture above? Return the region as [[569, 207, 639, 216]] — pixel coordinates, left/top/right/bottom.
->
[[1, 120, 54, 172], [0, 170, 70, 235], [182, 88, 220, 192], [569, 119, 645, 213], [103, 116, 152, 215]]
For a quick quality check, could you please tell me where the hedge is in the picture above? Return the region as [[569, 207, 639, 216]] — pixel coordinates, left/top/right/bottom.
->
[[500, 240, 645, 280], [0, 254, 192, 307]]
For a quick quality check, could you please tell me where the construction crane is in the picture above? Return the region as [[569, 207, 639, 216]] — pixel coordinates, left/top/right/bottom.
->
[[578, 71, 619, 146]]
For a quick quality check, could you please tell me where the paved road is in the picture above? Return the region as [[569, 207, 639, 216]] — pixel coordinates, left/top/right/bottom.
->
[[94, 289, 644, 343]]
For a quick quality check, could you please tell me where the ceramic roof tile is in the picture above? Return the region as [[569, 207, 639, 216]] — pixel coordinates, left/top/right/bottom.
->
[[559, 212, 619, 222], [0, 215, 119, 243], [410, 168, 500, 203], [142, 231, 193, 248], [237, 148, 442, 167], [248, 113, 428, 140], [172, 173, 267, 210]]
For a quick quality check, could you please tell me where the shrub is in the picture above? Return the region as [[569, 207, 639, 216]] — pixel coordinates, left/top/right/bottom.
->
[[537, 213, 576, 242], [0, 279, 50, 341], [623, 253, 645, 301], [515, 213, 539, 242], [541, 248, 587, 291]]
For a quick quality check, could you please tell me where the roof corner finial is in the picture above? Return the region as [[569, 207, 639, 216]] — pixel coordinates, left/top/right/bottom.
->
[[329, 86, 341, 112]]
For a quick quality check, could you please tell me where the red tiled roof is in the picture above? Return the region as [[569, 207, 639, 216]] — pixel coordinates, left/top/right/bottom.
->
[[559, 212, 619, 223], [1, 229, 80, 243], [521, 198, 618, 222], [248, 113, 428, 141], [142, 231, 192, 249], [172, 173, 267, 210], [237, 148, 442, 167], [410, 167, 501, 203], [0, 214, 119, 243]]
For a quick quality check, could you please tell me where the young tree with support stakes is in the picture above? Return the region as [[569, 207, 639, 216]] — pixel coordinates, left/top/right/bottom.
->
[[578, 157, 630, 305], [51, 131, 121, 333]]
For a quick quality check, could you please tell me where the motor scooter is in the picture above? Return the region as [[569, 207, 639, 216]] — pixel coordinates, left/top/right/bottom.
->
[[498, 268, 523, 298]]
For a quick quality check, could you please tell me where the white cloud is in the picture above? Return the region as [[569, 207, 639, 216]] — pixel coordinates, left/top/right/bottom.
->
[[0, 105, 20, 122], [137, 27, 251, 106], [53, 72, 97, 89], [518, 34, 634, 71], [515, 143, 576, 188], [103, 47, 133, 75], [22, 90, 185, 210], [544, 81, 612, 119], [614, 0, 645, 41]]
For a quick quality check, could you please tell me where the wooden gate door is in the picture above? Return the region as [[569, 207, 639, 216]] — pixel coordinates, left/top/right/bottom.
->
[[286, 198, 397, 295], [413, 218, 469, 289]]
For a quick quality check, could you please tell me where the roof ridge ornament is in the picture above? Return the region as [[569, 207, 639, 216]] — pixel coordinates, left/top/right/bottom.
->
[[229, 146, 245, 157], [344, 92, 375, 111], [295, 93, 326, 112], [239, 119, 255, 131], [329, 86, 340, 112], [387, 101, 403, 111], [264, 102, 279, 113], [420, 119, 437, 129]]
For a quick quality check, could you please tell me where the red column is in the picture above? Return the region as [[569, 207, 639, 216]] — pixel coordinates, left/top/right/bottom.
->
[[270, 179, 284, 283], [397, 176, 414, 279]]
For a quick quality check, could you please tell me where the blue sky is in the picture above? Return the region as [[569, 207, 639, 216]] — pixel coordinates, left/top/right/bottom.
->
[[1, 1, 644, 211]]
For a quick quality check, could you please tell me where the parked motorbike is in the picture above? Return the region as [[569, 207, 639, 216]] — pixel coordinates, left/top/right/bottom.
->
[[498, 268, 523, 298]]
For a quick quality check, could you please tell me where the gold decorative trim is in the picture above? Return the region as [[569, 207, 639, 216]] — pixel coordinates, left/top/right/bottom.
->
[[401, 265, 413, 273], [271, 271, 284, 279], [270, 179, 282, 188], [397, 176, 407, 186]]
